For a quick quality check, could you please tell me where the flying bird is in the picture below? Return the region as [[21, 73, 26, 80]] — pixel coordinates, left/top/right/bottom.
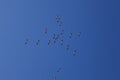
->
[[53, 33, 56, 39], [60, 29, 64, 35], [44, 28, 48, 34], [25, 39, 29, 45], [73, 50, 78, 56], [53, 76, 57, 80], [48, 40, 51, 45], [55, 16, 60, 20], [60, 40, 64, 45], [78, 32, 81, 37], [57, 67, 62, 72], [58, 21, 62, 26], [36, 40, 40, 45], [69, 33, 73, 39], [66, 45, 70, 51]]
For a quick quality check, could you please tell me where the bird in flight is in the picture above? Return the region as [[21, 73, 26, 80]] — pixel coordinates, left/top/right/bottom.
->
[[60, 40, 64, 45], [44, 28, 48, 34], [48, 40, 51, 45], [73, 50, 78, 56], [58, 21, 62, 26], [36, 40, 40, 45], [78, 32, 81, 37], [56, 16, 60, 23], [57, 67, 62, 72], [69, 33, 73, 39], [53, 34, 59, 44], [60, 29, 64, 35], [53, 76, 57, 80], [56, 15, 60, 20], [66, 45, 70, 51], [53, 33, 56, 39], [25, 39, 29, 45]]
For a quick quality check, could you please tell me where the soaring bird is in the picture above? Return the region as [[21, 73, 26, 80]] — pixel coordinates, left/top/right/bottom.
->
[[66, 45, 70, 51], [60, 29, 64, 35], [44, 28, 48, 34], [78, 32, 81, 37], [57, 67, 62, 72], [48, 40, 51, 45], [60, 40, 63, 45], [36, 40, 40, 45], [53, 76, 57, 80], [73, 50, 78, 56], [59, 21, 62, 26], [69, 33, 73, 39], [25, 39, 29, 45]]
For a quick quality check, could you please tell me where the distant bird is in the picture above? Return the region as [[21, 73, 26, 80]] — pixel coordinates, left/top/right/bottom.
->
[[48, 40, 51, 45], [55, 16, 60, 20], [44, 28, 48, 34], [66, 45, 70, 51], [60, 29, 64, 35], [56, 35, 59, 40], [36, 40, 40, 45], [60, 40, 63, 45], [57, 67, 62, 72], [54, 40, 57, 43], [53, 76, 57, 80], [78, 32, 81, 37], [54, 34, 59, 40], [73, 50, 78, 56], [25, 39, 29, 45], [53, 34, 59, 44], [69, 33, 73, 39], [58, 21, 62, 26], [53, 33, 56, 39]]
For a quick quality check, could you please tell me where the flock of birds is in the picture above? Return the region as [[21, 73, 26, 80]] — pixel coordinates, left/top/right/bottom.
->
[[24, 15, 81, 80]]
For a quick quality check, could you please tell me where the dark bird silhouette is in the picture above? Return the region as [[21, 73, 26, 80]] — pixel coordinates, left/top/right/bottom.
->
[[60, 29, 64, 35], [53, 76, 57, 80], [59, 21, 62, 26], [48, 40, 51, 45], [25, 39, 28, 45], [44, 28, 48, 34], [66, 45, 70, 51], [69, 33, 73, 39], [36, 40, 40, 45], [60, 40, 63, 45], [73, 50, 78, 56], [57, 67, 62, 72], [53, 33, 56, 39], [78, 32, 81, 37], [55, 16, 60, 20]]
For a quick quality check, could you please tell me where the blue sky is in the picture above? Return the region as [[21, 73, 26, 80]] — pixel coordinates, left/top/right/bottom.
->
[[0, 0, 120, 80]]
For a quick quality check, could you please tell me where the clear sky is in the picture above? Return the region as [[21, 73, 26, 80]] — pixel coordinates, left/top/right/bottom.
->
[[0, 0, 120, 80]]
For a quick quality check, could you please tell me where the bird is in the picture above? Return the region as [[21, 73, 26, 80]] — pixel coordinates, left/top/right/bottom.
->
[[66, 45, 70, 51], [69, 33, 73, 39], [25, 39, 28, 45], [53, 76, 57, 80], [60, 40, 63, 45], [55, 15, 60, 20], [78, 32, 81, 37], [53, 34, 59, 44], [54, 34, 59, 41], [36, 40, 40, 45], [60, 29, 64, 35], [57, 67, 62, 72], [58, 21, 62, 26], [53, 33, 55, 39], [44, 28, 48, 34], [48, 40, 51, 45], [54, 40, 57, 43], [73, 50, 78, 56]]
